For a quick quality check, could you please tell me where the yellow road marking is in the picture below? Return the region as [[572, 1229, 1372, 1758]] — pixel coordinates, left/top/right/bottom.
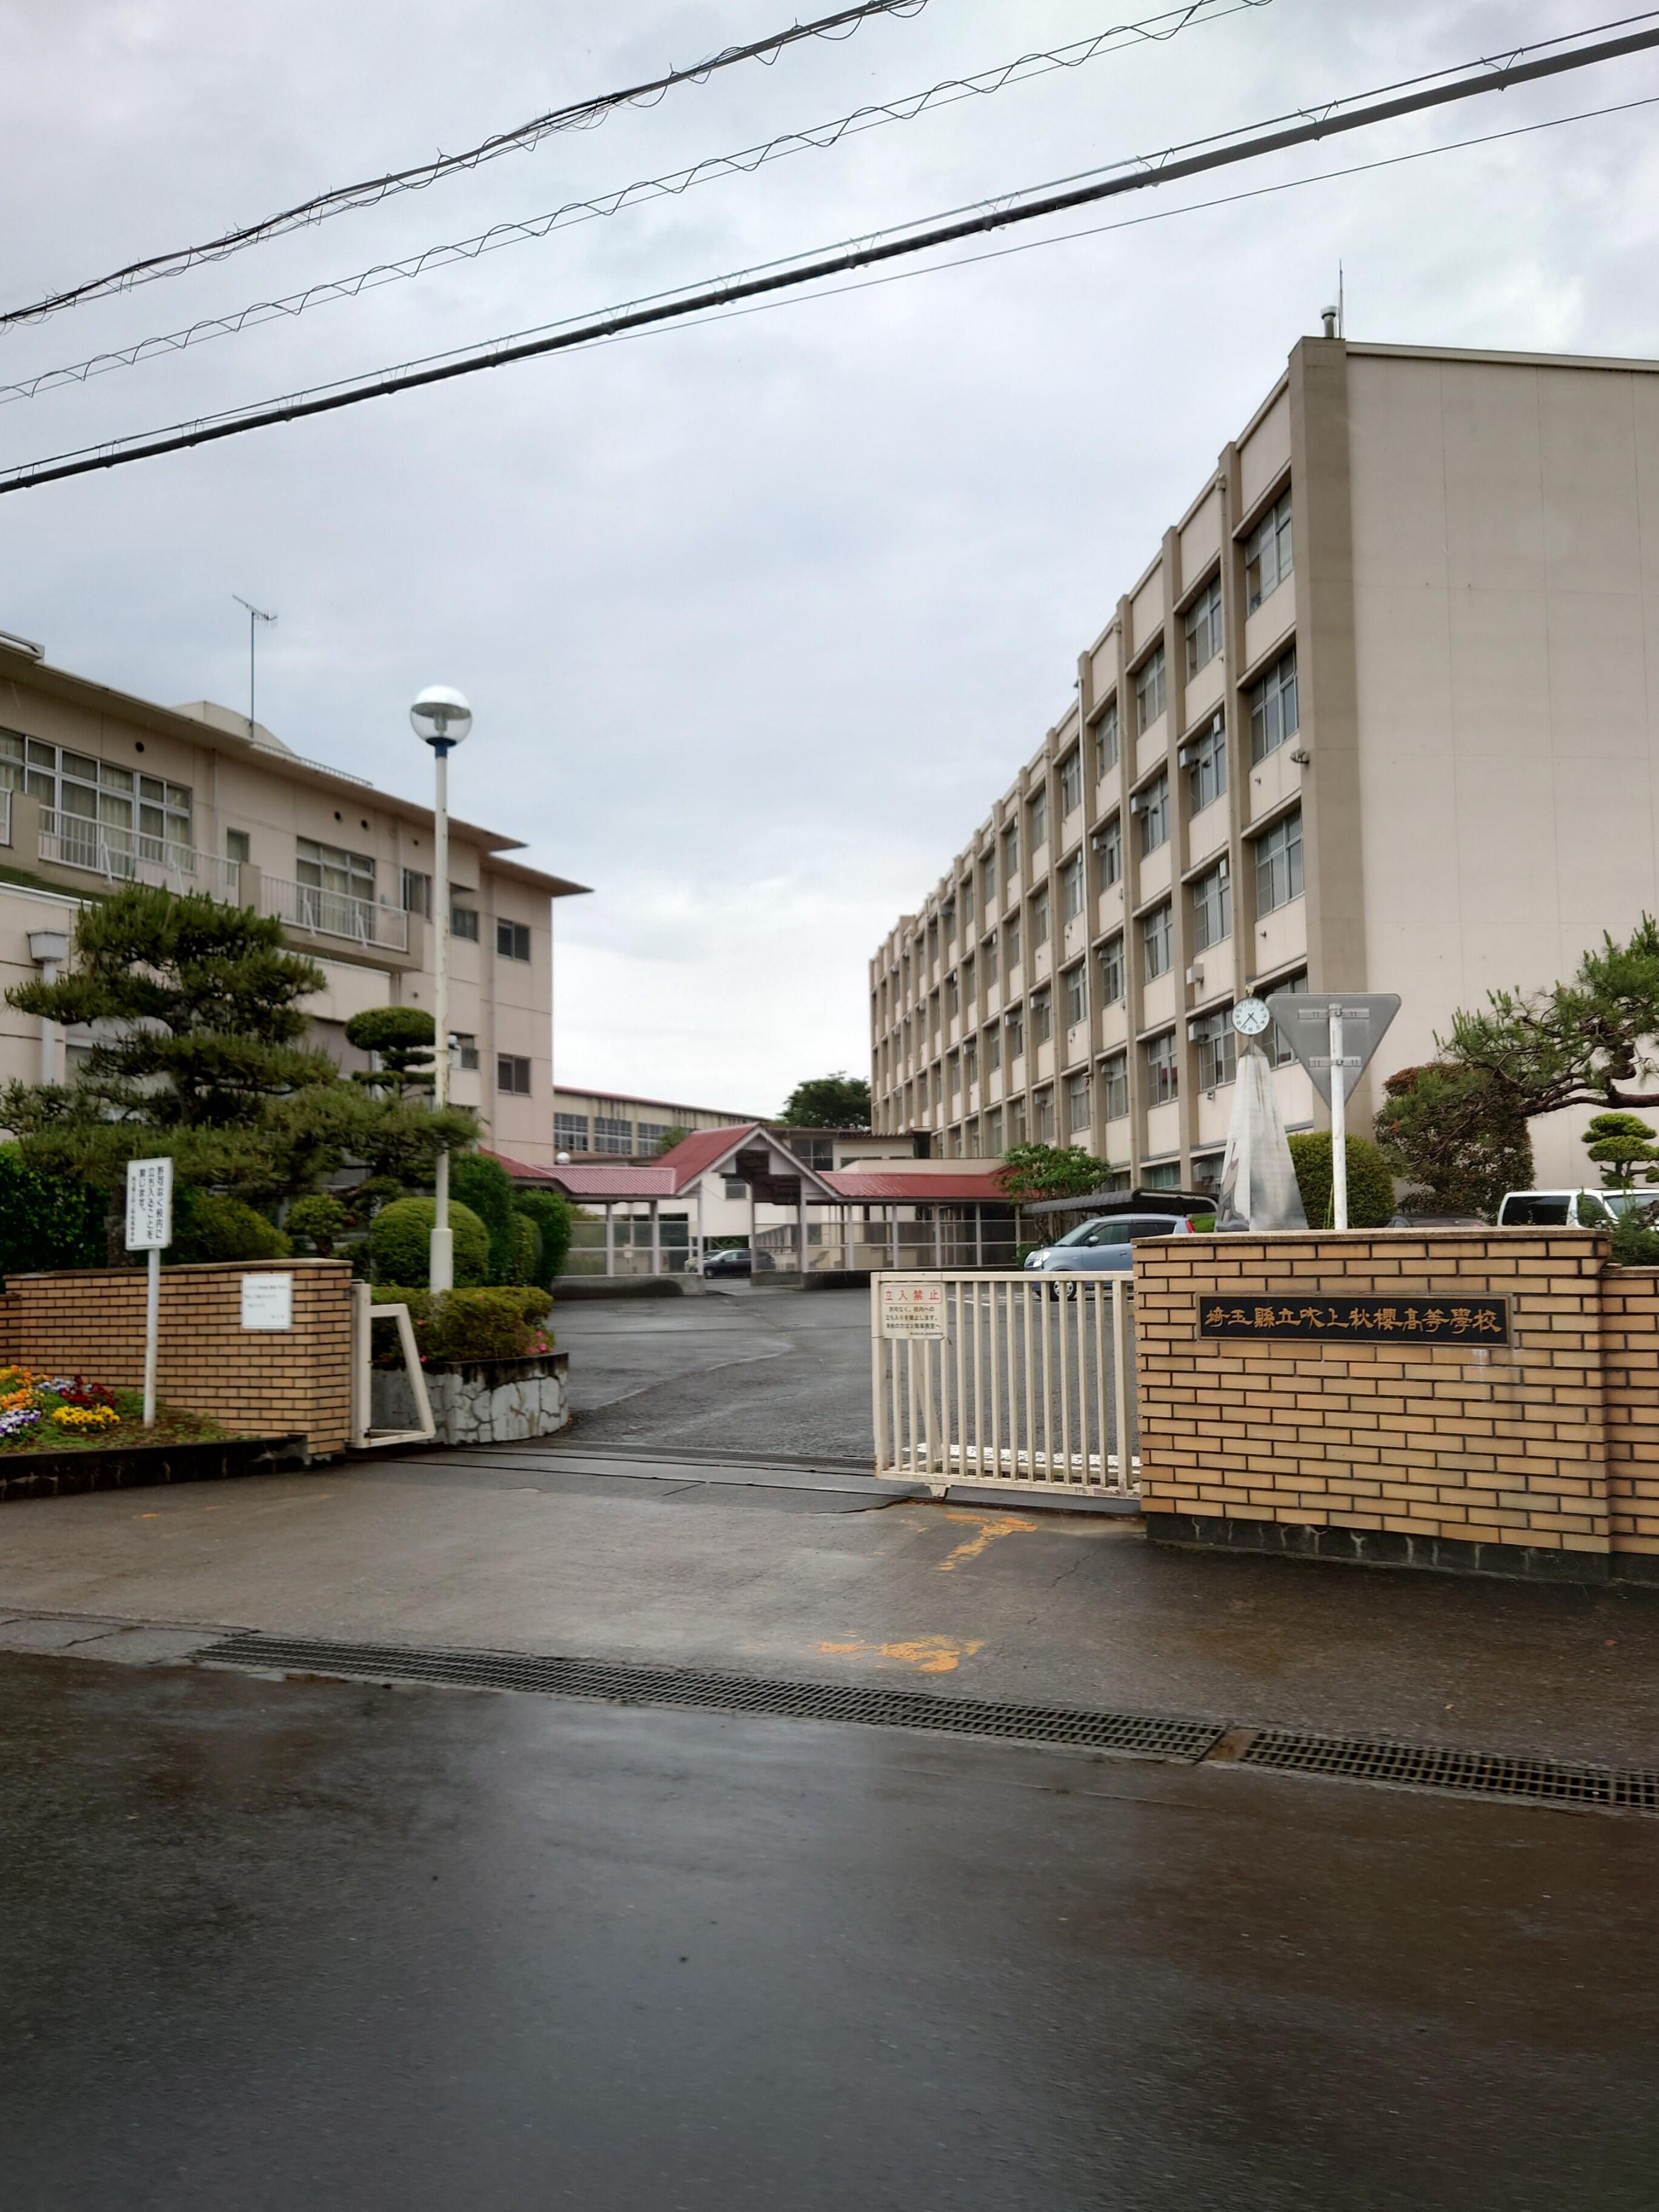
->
[[817, 1636, 985, 1675], [936, 1509, 1039, 1572]]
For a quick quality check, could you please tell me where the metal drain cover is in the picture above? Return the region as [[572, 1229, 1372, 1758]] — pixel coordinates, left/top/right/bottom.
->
[[202, 1633, 1223, 1760], [1238, 1727, 1659, 1812]]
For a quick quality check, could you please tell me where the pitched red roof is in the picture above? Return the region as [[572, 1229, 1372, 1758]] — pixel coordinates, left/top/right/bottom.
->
[[542, 1162, 680, 1201], [654, 1123, 764, 1191], [823, 1170, 1010, 1203]]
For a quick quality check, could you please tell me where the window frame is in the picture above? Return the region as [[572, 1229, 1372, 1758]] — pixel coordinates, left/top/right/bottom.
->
[[497, 1054, 533, 1097], [1189, 857, 1231, 952], [1135, 771, 1169, 857], [1249, 646, 1300, 765], [1254, 809, 1304, 915], [1144, 1030, 1180, 1106], [1142, 900, 1174, 982], [1134, 642, 1167, 734], [1183, 574, 1223, 677], [1245, 491, 1294, 613], [1102, 1050, 1129, 1120]]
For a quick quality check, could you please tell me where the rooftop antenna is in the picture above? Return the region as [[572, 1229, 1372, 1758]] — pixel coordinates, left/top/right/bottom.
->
[[1338, 261, 1346, 337], [231, 594, 276, 739]]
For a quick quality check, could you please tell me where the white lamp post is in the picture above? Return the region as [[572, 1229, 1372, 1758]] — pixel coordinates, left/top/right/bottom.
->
[[410, 685, 473, 1293]]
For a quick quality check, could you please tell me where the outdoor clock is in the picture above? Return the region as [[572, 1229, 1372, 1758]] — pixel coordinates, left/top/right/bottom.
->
[[1232, 998, 1271, 1037]]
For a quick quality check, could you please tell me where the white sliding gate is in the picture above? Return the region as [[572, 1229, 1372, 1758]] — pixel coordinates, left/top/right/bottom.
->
[[871, 1271, 1139, 1499]]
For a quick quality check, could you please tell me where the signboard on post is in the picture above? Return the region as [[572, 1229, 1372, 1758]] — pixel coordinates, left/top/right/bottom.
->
[[879, 1277, 946, 1340], [124, 1156, 173, 1250], [1263, 992, 1400, 1104], [125, 1157, 173, 1427]]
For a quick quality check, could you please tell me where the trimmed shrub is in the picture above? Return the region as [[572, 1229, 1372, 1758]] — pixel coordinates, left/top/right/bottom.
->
[[450, 1153, 519, 1281], [511, 1211, 541, 1286], [285, 1194, 349, 1255], [1287, 1132, 1396, 1230], [1612, 1203, 1659, 1267], [0, 1144, 106, 1276], [171, 1191, 291, 1263], [513, 1187, 574, 1284], [371, 1283, 553, 1361], [369, 1197, 490, 1286]]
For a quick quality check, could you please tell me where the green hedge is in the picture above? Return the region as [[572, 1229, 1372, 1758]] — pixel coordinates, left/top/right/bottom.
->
[[371, 1283, 553, 1361], [171, 1191, 291, 1263], [1287, 1132, 1396, 1230], [511, 1187, 574, 1285], [369, 1197, 490, 1286], [451, 1154, 521, 1281], [0, 1144, 107, 1276]]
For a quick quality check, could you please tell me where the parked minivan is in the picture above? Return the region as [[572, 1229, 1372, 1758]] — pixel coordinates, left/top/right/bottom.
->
[[1495, 1189, 1652, 1228]]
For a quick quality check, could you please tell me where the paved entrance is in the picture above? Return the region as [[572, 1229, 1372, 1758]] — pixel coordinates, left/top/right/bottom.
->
[[556, 1284, 874, 1462]]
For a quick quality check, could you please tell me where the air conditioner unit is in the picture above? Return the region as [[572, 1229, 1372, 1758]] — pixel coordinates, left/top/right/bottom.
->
[[1185, 963, 1204, 986], [1129, 793, 1149, 817], [1177, 744, 1197, 769]]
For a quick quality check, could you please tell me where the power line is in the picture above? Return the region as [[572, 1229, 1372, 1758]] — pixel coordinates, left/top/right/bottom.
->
[[6, 13, 1658, 497], [660, 91, 1659, 340], [0, 0, 1275, 408], [0, 0, 931, 333]]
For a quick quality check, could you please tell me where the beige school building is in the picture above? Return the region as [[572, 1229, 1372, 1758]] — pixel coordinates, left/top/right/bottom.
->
[[0, 637, 583, 1165], [871, 333, 1659, 1194]]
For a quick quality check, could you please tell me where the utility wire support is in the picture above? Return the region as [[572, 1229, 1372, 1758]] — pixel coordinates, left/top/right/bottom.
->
[[6, 13, 1659, 497], [0, 0, 936, 332], [0, 0, 1277, 408]]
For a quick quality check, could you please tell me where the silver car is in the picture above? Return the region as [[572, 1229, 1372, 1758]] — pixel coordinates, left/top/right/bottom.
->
[[1022, 1211, 1197, 1274]]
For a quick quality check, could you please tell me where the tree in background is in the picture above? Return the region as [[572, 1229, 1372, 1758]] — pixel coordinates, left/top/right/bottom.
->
[[1582, 1110, 1659, 1190], [1288, 1132, 1396, 1229], [1374, 1064, 1534, 1220], [345, 1006, 436, 1100], [513, 1187, 575, 1287], [0, 1143, 105, 1277], [654, 1125, 690, 1154], [1438, 915, 1659, 1115], [2, 888, 473, 1220], [998, 1144, 1110, 1202], [777, 1073, 870, 1129]]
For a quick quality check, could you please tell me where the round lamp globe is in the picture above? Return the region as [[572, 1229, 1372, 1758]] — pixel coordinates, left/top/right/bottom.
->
[[411, 686, 473, 748]]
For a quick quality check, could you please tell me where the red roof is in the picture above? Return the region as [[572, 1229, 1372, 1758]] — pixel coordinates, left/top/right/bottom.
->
[[654, 1123, 765, 1191], [823, 1170, 1010, 1203], [543, 1163, 680, 1200], [485, 1150, 565, 1184]]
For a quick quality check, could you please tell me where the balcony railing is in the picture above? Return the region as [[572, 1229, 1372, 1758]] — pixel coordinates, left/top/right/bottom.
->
[[39, 810, 242, 900], [259, 874, 410, 953]]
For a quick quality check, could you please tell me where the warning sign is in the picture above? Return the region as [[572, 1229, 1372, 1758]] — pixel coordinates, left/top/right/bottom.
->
[[879, 1277, 946, 1340]]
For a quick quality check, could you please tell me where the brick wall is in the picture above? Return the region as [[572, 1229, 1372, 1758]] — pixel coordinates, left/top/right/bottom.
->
[[1601, 1266, 1659, 1562], [1135, 1231, 1615, 1572], [0, 1260, 352, 1457]]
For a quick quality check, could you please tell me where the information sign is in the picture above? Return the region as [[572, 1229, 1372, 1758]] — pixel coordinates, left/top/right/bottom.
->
[[879, 1278, 946, 1340], [1199, 1295, 1509, 1346], [241, 1273, 294, 1332], [124, 1157, 173, 1251]]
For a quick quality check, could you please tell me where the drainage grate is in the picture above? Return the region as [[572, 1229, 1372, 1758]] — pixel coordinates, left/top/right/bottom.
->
[[201, 1633, 1223, 1760], [1238, 1727, 1659, 1813]]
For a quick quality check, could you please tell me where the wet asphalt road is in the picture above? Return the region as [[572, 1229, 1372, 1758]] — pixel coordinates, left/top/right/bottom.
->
[[555, 1287, 874, 1462], [4, 1650, 1659, 2212]]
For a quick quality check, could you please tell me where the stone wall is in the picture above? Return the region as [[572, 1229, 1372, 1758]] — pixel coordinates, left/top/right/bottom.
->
[[1134, 1229, 1651, 1581], [373, 1353, 568, 1448], [0, 1260, 353, 1458]]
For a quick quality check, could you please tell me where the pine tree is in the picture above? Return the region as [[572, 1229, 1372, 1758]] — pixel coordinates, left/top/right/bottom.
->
[[3, 886, 472, 1207]]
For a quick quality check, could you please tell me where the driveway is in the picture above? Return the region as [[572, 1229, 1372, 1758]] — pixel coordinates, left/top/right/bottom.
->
[[555, 1284, 874, 1462]]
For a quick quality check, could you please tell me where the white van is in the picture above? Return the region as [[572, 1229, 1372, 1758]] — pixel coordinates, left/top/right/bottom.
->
[[1495, 1189, 1652, 1228]]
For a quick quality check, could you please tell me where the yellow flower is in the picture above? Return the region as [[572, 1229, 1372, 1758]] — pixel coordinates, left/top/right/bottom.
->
[[52, 1404, 118, 1430]]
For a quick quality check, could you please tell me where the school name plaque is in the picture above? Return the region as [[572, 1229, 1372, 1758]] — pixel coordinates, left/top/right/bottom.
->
[[1197, 1296, 1509, 1346]]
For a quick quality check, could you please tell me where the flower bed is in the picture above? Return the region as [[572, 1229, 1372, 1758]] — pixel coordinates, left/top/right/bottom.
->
[[0, 1366, 234, 1454]]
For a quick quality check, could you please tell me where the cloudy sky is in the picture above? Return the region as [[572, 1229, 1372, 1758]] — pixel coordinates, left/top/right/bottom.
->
[[2, 0, 1657, 1115]]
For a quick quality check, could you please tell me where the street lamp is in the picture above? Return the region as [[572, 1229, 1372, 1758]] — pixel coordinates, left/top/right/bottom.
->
[[411, 685, 473, 1292]]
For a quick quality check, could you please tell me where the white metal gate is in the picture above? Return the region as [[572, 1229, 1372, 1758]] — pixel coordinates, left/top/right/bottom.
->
[[871, 1272, 1139, 1499]]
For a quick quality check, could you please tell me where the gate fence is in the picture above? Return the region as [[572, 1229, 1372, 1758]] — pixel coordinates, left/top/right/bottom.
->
[[871, 1271, 1139, 1499]]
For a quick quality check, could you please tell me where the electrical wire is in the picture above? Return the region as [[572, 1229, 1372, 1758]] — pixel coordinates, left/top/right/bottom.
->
[[0, 0, 1277, 408], [0, 0, 932, 331], [5, 15, 1658, 496], [654, 91, 1659, 343]]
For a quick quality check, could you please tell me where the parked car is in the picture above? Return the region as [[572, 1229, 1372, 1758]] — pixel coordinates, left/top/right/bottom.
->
[[701, 1247, 775, 1277], [1495, 1189, 1654, 1229], [1022, 1212, 1199, 1275], [1385, 1212, 1488, 1229]]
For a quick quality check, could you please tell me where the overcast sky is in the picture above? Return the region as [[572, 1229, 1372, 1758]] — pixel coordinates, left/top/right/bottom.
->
[[3, 0, 1658, 1115]]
